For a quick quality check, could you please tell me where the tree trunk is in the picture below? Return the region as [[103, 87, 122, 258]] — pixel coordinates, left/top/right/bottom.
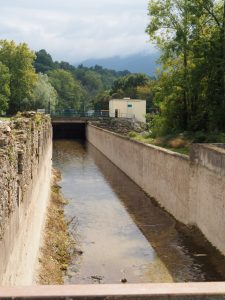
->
[[183, 47, 188, 130], [182, 0, 189, 130], [218, 0, 225, 129]]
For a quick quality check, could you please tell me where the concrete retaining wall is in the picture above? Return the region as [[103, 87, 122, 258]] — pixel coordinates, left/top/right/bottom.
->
[[0, 113, 52, 285], [87, 125, 225, 255]]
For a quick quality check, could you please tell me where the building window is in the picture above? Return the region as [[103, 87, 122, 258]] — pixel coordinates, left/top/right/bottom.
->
[[128, 104, 132, 108]]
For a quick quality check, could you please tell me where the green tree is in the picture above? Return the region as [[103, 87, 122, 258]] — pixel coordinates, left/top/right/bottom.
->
[[21, 73, 57, 112], [82, 70, 103, 95], [136, 83, 154, 112], [94, 90, 111, 111], [146, 0, 225, 134], [33, 51, 131, 112], [48, 69, 85, 111], [198, 0, 225, 130], [147, 0, 197, 129], [0, 62, 10, 114], [110, 73, 150, 99], [0, 40, 37, 114], [34, 49, 55, 73]]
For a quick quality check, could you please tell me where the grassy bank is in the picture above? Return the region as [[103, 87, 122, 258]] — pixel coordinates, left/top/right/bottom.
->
[[0, 117, 11, 121], [128, 132, 190, 155], [37, 169, 75, 284], [128, 130, 225, 155]]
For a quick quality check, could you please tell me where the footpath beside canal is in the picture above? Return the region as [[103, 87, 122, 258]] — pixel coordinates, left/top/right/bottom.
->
[[87, 124, 225, 256]]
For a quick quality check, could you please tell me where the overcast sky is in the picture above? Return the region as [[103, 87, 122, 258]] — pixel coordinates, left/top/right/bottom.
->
[[0, 0, 156, 63]]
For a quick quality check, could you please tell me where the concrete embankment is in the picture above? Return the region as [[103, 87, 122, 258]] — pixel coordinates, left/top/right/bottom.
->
[[87, 124, 225, 256], [0, 113, 52, 285]]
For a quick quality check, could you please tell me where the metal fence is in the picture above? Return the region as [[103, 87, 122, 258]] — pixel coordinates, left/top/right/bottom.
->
[[51, 110, 109, 118], [50, 110, 135, 119], [109, 112, 135, 119]]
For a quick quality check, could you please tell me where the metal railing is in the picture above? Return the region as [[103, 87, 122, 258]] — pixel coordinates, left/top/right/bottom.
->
[[109, 112, 135, 119], [50, 110, 135, 120], [51, 110, 109, 118]]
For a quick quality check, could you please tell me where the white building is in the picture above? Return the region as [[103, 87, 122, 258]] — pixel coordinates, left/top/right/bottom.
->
[[109, 98, 146, 123]]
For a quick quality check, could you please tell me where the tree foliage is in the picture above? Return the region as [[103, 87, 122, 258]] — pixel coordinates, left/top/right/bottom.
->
[[34, 49, 55, 73], [147, 0, 225, 134], [0, 40, 37, 113], [34, 50, 131, 111], [111, 74, 150, 98], [48, 69, 86, 111], [110, 73, 154, 111], [21, 73, 57, 112], [0, 62, 10, 113], [94, 90, 111, 110]]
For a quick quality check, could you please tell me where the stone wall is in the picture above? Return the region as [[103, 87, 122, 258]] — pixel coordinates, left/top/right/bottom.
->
[[87, 124, 225, 256], [89, 118, 146, 135], [0, 113, 52, 285]]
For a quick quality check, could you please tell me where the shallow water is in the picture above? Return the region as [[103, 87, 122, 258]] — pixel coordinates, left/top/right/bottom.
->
[[53, 140, 225, 284]]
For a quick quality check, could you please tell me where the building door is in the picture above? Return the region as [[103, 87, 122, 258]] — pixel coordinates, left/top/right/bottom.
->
[[115, 109, 118, 118], [127, 103, 134, 118]]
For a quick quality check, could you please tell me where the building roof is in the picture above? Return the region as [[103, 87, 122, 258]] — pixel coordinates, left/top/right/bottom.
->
[[110, 98, 146, 102]]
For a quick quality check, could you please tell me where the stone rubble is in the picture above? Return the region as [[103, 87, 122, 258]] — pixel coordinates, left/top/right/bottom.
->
[[89, 118, 147, 136]]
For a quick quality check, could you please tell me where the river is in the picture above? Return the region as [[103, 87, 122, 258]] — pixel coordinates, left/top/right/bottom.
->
[[53, 139, 225, 284]]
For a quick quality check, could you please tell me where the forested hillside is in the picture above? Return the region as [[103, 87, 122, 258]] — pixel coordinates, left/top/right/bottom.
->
[[34, 50, 155, 112], [0, 44, 154, 115], [34, 49, 131, 112]]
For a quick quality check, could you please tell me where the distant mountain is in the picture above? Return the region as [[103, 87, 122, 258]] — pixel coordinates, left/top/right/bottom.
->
[[80, 53, 159, 77]]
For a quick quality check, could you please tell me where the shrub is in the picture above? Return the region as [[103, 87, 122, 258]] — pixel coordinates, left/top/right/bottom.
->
[[128, 131, 137, 138], [148, 115, 169, 138], [193, 131, 207, 143]]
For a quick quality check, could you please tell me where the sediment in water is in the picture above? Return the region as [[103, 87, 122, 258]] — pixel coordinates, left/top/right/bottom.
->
[[37, 168, 76, 284]]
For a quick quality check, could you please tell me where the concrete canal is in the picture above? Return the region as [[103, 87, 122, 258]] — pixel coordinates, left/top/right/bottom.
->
[[53, 139, 225, 284]]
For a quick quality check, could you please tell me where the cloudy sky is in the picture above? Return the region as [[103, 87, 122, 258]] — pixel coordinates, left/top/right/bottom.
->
[[0, 0, 155, 63]]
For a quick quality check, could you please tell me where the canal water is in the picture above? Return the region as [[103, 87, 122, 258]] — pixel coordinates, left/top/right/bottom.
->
[[53, 140, 225, 284]]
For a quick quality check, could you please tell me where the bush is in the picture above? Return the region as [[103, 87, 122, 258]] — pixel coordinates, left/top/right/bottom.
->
[[148, 115, 169, 138], [191, 131, 225, 143], [128, 131, 137, 138], [205, 132, 225, 143], [217, 133, 225, 143], [193, 131, 207, 143]]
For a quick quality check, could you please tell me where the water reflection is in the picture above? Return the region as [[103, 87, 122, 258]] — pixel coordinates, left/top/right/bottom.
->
[[53, 140, 225, 284]]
